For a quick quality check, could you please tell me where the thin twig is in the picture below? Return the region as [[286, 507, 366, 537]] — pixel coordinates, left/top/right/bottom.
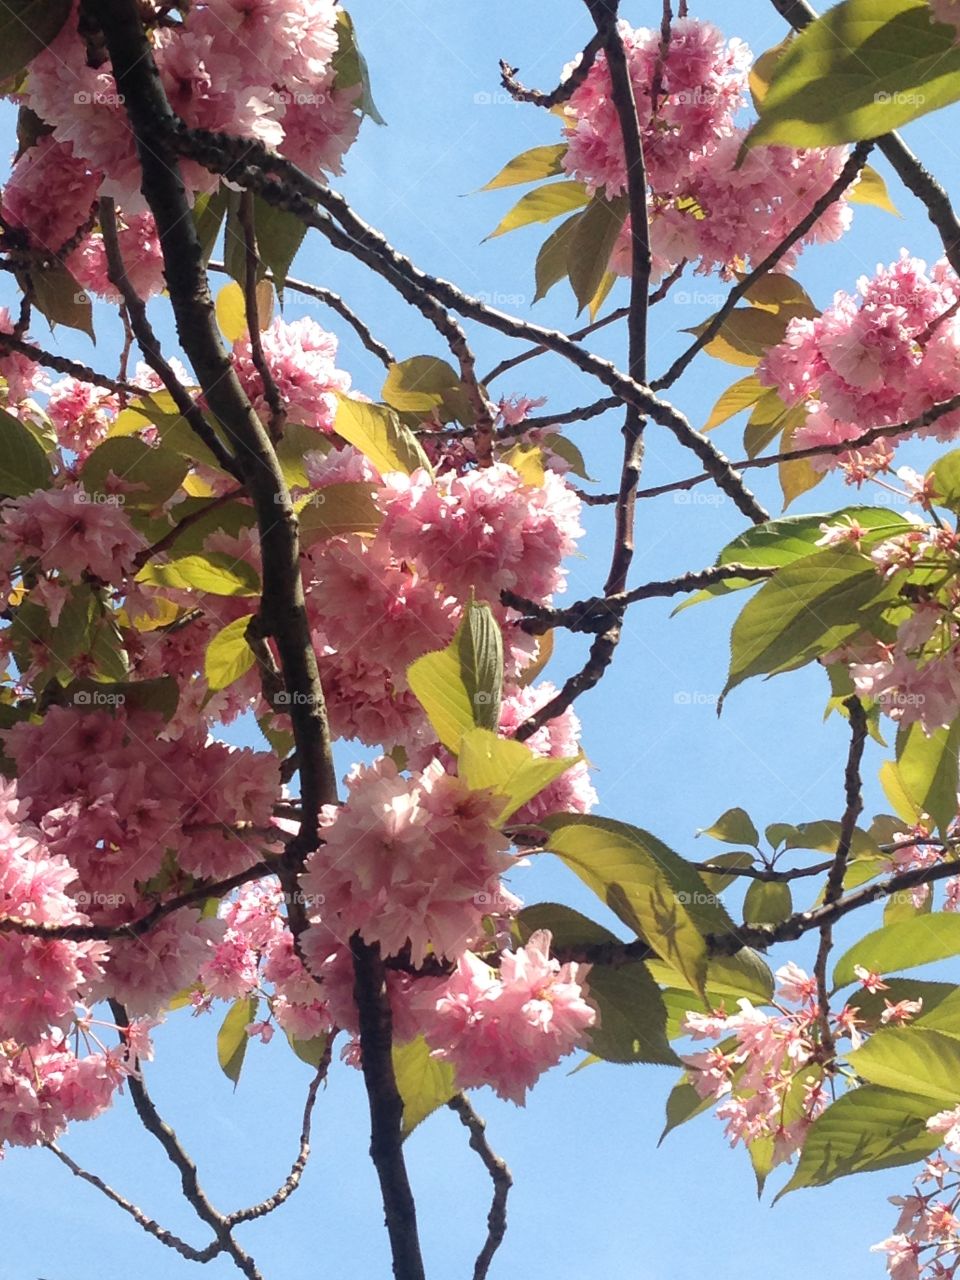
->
[[237, 191, 287, 439], [448, 1094, 513, 1280], [813, 696, 867, 1059], [499, 31, 603, 108]]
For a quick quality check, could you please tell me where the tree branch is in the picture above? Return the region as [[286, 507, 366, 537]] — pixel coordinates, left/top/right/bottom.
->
[[447, 1094, 512, 1280], [499, 31, 603, 108]]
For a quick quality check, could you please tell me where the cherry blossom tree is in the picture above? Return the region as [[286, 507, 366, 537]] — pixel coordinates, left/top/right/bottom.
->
[[3, 1, 960, 1278]]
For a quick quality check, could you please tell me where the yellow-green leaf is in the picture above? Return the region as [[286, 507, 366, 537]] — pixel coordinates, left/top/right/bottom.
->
[[392, 1036, 457, 1137], [334, 397, 433, 478], [500, 441, 546, 486], [137, 553, 261, 597], [849, 163, 900, 215], [215, 281, 247, 343], [382, 357, 461, 413], [481, 143, 568, 191], [296, 482, 382, 545], [217, 995, 258, 1086], [703, 375, 765, 431], [487, 180, 590, 240], [204, 614, 256, 691], [407, 602, 504, 751], [458, 726, 578, 824], [0, 408, 51, 496]]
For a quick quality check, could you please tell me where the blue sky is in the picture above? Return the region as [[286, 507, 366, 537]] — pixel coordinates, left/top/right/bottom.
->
[[4, 2, 960, 1278]]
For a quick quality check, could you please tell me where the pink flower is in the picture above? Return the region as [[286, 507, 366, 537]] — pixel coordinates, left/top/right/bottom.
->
[[423, 930, 596, 1103], [0, 484, 146, 585], [300, 757, 512, 964], [378, 463, 583, 605], [232, 317, 351, 433], [1, 136, 100, 255], [870, 1235, 922, 1280], [928, 1107, 960, 1153]]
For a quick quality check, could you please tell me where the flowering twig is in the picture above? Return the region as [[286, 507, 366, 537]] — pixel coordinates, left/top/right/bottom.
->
[[652, 141, 873, 392], [447, 1093, 513, 1280]]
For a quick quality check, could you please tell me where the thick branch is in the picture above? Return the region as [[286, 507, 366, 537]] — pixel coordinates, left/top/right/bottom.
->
[[351, 938, 427, 1280]]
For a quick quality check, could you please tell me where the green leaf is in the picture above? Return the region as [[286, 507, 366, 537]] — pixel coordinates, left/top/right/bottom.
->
[[698, 807, 760, 848], [334, 397, 433, 478], [204, 614, 256, 692], [296, 483, 382, 545], [743, 879, 793, 926], [698, 851, 755, 895], [285, 1031, 329, 1068], [779, 448, 825, 510], [514, 904, 676, 1065], [487, 180, 590, 240], [568, 195, 627, 314], [193, 186, 228, 264], [407, 602, 504, 752], [848, 163, 900, 214], [0, 407, 51, 496], [703, 375, 766, 431], [137, 553, 261, 597], [81, 438, 188, 511], [481, 144, 568, 190], [382, 357, 461, 413], [542, 816, 734, 996], [747, 0, 960, 149], [392, 1036, 457, 1137], [847, 1026, 960, 1103], [458, 727, 577, 824], [0, 0, 71, 82], [684, 304, 810, 367], [724, 543, 894, 697], [534, 211, 583, 302], [929, 449, 960, 513], [27, 261, 94, 338], [834, 915, 960, 987], [251, 197, 307, 295], [542, 433, 594, 481], [217, 995, 258, 1086], [779, 1085, 938, 1196], [893, 718, 960, 835], [332, 9, 384, 123], [677, 507, 910, 614]]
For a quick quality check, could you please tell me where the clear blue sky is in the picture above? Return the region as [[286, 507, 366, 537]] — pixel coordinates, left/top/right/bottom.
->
[[4, 2, 960, 1278]]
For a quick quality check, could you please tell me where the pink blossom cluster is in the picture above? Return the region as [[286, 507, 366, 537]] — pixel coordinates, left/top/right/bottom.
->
[[682, 963, 834, 1166], [559, 17, 853, 280], [759, 253, 960, 477], [2, 1, 361, 302], [422, 929, 596, 1103], [300, 756, 514, 964], [874, 1113, 960, 1280]]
